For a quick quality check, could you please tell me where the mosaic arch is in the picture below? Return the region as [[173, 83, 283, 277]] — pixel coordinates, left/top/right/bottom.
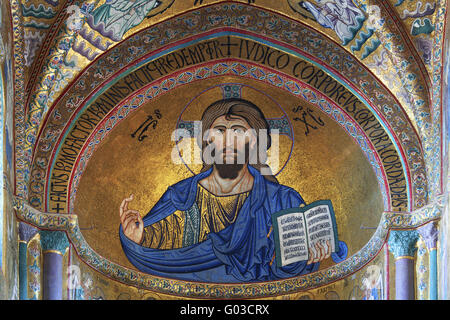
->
[[27, 6, 428, 212], [17, 1, 433, 204], [25, 38, 428, 297], [11, 1, 444, 298]]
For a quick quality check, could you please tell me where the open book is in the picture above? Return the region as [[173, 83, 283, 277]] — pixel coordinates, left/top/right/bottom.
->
[[271, 200, 338, 267]]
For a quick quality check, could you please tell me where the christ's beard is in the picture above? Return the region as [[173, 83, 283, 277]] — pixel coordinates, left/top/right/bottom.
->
[[213, 143, 250, 180], [215, 163, 244, 179]]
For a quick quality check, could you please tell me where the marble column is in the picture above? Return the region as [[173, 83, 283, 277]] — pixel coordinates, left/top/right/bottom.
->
[[388, 230, 419, 300], [18, 222, 38, 300], [418, 222, 439, 299], [40, 231, 69, 300]]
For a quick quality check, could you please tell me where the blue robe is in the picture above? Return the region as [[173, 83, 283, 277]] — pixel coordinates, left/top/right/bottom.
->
[[119, 165, 320, 282]]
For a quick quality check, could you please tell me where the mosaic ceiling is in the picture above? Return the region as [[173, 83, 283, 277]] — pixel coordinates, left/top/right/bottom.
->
[[5, 0, 448, 298], [12, 0, 444, 196]]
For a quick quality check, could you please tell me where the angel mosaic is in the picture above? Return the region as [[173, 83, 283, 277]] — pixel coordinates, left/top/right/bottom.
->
[[87, 0, 162, 41], [290, 0, 365, 45]]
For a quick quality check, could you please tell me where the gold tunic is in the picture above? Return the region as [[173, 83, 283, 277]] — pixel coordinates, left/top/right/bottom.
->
[[141, 184, 250, 249]]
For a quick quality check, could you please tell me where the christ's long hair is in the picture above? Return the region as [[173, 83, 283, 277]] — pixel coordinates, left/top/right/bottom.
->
[[197, 98, 278, 183]]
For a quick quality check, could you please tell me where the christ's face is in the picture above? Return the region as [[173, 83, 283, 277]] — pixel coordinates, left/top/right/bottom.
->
[[205, 114, 257, 165]]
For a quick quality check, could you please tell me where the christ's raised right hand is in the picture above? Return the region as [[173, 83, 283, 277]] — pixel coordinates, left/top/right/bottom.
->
[[119, 194, 144, 244]]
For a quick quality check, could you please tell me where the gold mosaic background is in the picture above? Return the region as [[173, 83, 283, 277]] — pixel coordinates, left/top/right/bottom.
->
[[74, 75, 384, 272]]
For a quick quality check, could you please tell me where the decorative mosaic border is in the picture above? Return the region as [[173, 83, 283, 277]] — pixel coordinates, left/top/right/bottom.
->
[[23, 0, 433, 132], [11, 0, 26, 198], [381, 194, 445, 230], [42, 30, 412, 214], [19, 1, 82, 203], [66, 60, 391, 214], [24, 0, 77, 104], [14, 196, 442, 298], [427, 0, 447, 199], [354, 0, 432, 138], [26, 5, 428, 213]]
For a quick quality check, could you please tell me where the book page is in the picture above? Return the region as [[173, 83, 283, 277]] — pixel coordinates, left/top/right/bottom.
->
[[275, 211, 308, 267], [304, 204, 336, 257]]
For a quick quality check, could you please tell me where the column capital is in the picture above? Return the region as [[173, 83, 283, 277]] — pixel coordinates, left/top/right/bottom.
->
[[388, 229, 419, 258], [40, 230, 69, 255], [418, 222, 439, 250], [19, 222, 38, 242]]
